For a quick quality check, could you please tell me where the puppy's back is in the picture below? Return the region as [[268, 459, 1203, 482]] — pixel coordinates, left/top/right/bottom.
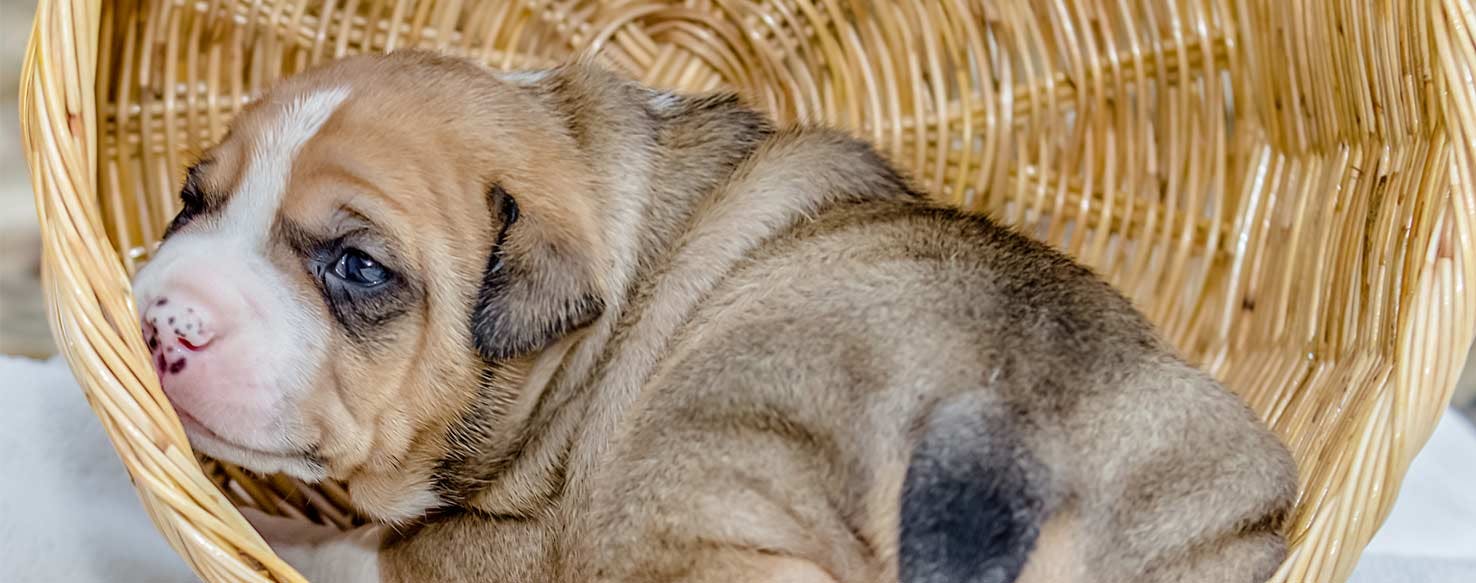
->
[[629, 138, 1296, 582]]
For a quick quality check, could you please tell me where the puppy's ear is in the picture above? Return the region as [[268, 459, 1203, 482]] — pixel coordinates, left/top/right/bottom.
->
[[470, 184, 607, 360]]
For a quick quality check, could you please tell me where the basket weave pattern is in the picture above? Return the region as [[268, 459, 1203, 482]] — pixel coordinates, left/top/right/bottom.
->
[[20, 1, 1476, 581]]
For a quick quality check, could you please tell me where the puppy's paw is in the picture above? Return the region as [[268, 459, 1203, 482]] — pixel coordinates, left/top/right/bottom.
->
[[239, 506, 341, 547], [238, 507, 384, 583]]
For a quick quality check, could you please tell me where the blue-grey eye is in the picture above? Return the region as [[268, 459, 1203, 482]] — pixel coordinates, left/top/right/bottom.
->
[[333, 248, 388, 287]]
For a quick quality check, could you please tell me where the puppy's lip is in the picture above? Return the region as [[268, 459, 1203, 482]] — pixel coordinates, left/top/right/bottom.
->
[[173, 404, 309, 460]]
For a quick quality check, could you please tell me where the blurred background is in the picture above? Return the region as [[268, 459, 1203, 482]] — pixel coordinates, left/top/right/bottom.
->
[[0, 0, 1471, 581], [0, 0, 47, 359]]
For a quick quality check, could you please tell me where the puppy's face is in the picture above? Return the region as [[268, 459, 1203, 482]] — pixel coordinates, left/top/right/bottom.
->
[[131, 53, 608, 487]]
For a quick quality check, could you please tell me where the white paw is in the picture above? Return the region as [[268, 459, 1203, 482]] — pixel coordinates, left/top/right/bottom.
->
[[238, 507, 383, 583], [239, 506, 341, 546]]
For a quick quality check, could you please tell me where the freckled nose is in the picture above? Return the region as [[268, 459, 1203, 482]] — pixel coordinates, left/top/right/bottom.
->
[[142, 296, 217, 375]]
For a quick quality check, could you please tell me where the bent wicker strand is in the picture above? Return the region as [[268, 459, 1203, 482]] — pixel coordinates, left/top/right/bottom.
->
[[19, 1, 1476, 582]]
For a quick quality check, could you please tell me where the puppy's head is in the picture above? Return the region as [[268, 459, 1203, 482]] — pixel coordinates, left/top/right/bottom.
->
[[131, 52, 610, 498]]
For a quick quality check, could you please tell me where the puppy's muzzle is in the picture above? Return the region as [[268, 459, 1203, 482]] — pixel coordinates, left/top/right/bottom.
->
[[143, 293, 218, 375], [130, 239, 323, 461]]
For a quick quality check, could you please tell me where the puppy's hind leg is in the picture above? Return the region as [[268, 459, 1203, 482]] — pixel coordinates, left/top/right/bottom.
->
[[898, 394, 1055, 583], [1081, 371, 1298, 583], [1103, 442, 1293, 583], [1144, 528, 1288, 583]]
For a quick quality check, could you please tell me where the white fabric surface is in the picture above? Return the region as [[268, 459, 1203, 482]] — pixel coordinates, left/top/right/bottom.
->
[[1349, 409, 1476, 582], [1, 353, 1473, 582], [0, 355, 193, 582]]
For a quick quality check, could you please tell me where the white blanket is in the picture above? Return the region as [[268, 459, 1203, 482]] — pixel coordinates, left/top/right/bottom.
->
[[1, 354, 1473, 582], [1350, 402, 1476, 582], [0, 355, 193, 582]]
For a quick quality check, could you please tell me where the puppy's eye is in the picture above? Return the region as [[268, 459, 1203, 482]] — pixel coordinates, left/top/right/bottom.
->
[[180, 178, 204, 209], [331, 248, 389, 287], [163, 166, 208, 238]]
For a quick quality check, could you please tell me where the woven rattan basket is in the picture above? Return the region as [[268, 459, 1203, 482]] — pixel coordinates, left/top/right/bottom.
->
[[20, 0, 1476, 581]]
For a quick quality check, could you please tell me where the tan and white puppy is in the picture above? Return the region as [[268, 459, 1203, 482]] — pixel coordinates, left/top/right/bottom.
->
[[132, 50, 1298, 583]]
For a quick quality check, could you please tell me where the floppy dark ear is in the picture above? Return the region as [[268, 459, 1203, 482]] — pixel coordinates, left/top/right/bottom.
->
[[470, 185, 607, 360]]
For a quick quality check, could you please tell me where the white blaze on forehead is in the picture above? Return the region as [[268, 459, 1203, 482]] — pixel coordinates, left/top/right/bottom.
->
[[225, 86, 352, 245]]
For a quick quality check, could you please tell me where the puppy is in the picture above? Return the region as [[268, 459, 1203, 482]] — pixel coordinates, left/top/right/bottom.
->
[[131, 50, 1298, 583]]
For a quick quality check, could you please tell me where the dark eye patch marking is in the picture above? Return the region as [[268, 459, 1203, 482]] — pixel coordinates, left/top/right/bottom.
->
[[278, 216, 424, 344]]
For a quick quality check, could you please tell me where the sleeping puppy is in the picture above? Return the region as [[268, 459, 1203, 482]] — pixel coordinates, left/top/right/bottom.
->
[[131, 50, 1298, 583]]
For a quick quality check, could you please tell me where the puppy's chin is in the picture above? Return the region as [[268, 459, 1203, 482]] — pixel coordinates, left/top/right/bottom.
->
[[176, 408, 328, 482]]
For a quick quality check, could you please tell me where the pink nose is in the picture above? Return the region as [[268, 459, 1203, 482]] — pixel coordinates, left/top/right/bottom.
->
[[142, 296, 217, 376]]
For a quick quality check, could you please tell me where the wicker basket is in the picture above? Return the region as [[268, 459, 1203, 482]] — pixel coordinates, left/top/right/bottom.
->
[[19, 0, 1476, 581]]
